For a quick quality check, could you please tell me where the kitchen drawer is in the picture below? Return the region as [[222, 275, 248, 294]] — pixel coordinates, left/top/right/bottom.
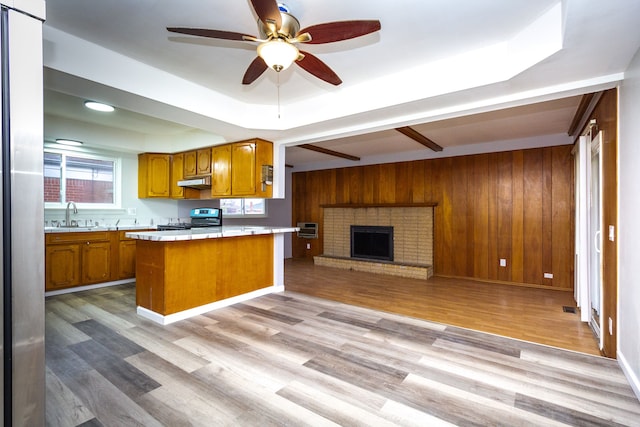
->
[[46, 231, 110, 244]]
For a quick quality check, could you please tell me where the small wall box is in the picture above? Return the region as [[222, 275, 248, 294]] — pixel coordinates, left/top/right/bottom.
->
[[297, 222, 318, 238]]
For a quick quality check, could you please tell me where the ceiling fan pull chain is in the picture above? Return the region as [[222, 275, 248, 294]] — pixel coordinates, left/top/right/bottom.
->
[[277, 72, 281, 119]]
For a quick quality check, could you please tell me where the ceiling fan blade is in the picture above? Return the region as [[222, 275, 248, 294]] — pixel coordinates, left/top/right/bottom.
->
[[250, 0, 282, 34], [242, 56, 268, 85], [167, 27, 253, 41], [298, 20, 381, 44], [296, 51, 342, 86]]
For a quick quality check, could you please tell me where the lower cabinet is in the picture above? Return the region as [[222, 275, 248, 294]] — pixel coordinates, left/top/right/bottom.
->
[[82, 241, 111, 284], [45, 229, 147, 291], [45, 244, 81, 290], [118, 231, 138, 279]]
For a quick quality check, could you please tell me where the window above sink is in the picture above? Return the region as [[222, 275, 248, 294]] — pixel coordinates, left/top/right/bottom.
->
[[44, 147, 121, 209]]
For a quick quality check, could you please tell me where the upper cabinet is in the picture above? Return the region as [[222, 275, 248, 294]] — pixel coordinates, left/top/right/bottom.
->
[[184, 148, 212, 178], [213, 139, 272, 198], [231, 141, 257, 196], [170, 152, 185, 198], [211, 144, 232, 197], [138, 153, 170, 198], [138, 139, 272, 200]]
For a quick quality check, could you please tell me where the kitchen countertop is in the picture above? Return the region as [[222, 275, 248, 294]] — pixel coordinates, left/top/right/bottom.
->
[[125, 226, 299, 242], [45, 225, 154, 233]]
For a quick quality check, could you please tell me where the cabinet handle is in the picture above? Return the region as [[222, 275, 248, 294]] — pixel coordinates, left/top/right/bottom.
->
[[86, 241, 90, 245]]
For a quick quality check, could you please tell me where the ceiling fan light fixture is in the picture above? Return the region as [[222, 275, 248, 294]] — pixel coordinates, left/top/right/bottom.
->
[[257, 39, 299, 72]]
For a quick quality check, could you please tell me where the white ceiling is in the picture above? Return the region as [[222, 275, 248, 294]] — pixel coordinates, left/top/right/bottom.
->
[[42, 0, 640, 168]]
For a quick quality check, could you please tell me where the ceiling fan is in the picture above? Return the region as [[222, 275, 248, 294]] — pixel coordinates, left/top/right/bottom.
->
[[167, 0, 381, 86]]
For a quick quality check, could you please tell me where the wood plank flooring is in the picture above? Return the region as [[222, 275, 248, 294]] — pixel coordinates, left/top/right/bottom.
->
[[45, 282, 640, 426], [284, 259, 600, 355]]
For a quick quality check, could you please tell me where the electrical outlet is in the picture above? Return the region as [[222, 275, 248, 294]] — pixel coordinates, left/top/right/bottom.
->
[[127, 207, 137, 215], [609, 225, 615, 242], [544, 273, 553, 279], [499, 259, 506, 267], [306, 243, 311, 250]]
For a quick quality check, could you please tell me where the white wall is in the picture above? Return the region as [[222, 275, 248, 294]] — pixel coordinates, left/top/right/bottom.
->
[[618, 46, 640, 399]]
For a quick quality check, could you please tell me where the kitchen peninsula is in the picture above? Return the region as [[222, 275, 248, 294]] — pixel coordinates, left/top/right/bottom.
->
[[126, 225, 297, 324]]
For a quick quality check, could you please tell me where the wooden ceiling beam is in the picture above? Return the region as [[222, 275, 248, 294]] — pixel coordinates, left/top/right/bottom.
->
[[567, 92, 595, 136], [395, 126, 443, 152], [299, 144, 360, 161]]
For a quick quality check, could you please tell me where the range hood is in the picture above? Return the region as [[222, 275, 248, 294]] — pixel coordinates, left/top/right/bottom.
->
[[177, 176, 211, 189]]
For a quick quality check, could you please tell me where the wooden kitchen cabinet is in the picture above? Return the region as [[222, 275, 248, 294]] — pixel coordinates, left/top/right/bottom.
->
[[118, 231, 137, 279], [231, 141, 257, 196], [211, 144, 232, 196], [183, 150, 197, 177], [197, 148, 212, 175], [211, 139, 273, 198], [138, 153, 170, 198], [138, 138, 273, 199], [45, 231, 112, 291], [45, 244, 81, 290], [184, 148, 212, 178], [170, 152, 185, 198], [82, 241, 111, 284]]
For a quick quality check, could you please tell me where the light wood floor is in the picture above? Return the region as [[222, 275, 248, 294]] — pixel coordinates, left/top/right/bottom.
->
[[284, 259, 600, 356], [45, 283, 639, 426]]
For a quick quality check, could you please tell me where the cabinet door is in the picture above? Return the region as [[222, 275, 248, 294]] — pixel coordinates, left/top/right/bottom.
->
[[138, 153, 170, 198], [196, 148, 212, 175], [82, 241, 111, 284], [231, 142, 256, 196], [45, 244, 81, 290], [170, 153, 184, 198], [212, 145, 232, 196], [184, 150, 197, 177], [118, 240, 137, 279]]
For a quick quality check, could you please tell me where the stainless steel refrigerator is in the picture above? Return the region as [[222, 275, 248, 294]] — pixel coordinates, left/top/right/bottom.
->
[[1, 1, 46, 425]]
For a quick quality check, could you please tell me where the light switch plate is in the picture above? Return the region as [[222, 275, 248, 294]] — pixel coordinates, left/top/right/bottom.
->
[[609, 225, 615, 242], [499, 259, 506, 267]]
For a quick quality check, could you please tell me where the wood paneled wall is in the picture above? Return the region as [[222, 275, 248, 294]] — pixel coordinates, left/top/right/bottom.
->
[[292, 145, 575, 290]]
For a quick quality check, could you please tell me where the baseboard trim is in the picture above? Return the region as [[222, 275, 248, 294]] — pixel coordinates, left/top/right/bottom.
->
[[136, 285, 285, 325], [45, 279, 135, 297], [435, 274, 573, 292], [618, 350, 640, 401]]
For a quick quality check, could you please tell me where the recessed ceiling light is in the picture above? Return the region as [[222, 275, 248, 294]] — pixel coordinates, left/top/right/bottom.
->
[[55, 139, 83, 146], [84, 101, 115, 112]]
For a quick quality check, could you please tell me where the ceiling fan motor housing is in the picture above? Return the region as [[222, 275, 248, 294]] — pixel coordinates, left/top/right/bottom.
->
[[258, 11, 300, 40]]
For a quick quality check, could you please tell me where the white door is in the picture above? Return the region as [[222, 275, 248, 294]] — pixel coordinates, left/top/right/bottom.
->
[[574, 130, 604, 350], [588, 131, 604, 347]]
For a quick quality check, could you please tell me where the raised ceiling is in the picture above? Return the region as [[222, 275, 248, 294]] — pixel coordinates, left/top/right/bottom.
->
[[42, 0, 640, 167]]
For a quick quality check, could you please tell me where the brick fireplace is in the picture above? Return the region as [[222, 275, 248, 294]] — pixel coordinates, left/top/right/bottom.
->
[[314, 206, 434, 279]]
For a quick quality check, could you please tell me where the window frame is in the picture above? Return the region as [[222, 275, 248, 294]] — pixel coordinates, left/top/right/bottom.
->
[[44, 146, 122, 210], [220, 198, 268, 218]]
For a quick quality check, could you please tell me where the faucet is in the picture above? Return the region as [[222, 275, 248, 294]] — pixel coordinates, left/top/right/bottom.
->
[[65, 201, 77, 226]]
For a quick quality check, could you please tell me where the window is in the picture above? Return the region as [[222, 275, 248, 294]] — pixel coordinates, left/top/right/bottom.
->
[[44, 150, 120, 208], [220, 198, 267, 217]]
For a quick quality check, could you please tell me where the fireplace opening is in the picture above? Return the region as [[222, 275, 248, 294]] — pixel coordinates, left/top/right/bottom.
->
[[350, 225, 394, 262]]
